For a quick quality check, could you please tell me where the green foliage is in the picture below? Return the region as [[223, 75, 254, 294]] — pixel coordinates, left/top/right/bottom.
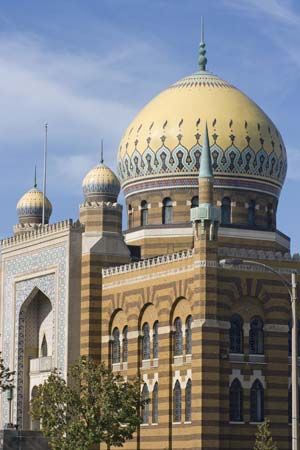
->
[[31, 357, 145, 450], [254, 419, 278, 450], [0, 352, 14, 391]]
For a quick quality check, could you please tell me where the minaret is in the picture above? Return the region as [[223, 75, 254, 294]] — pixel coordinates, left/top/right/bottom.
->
[[191, 123, 221, 449]]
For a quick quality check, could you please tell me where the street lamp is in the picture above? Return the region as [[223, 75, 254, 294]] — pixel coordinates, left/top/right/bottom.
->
[[5, 386, 14, 429], [219, 258, 298, 450]]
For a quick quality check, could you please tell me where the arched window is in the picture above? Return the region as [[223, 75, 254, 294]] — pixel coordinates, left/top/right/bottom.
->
[[249, 317, 264, 355], [229, 378, 243, 422], [185, 379, 192, 422], [153, 321, 159, 359], [185, 315, 192, 355], [267, 203, 273, 229], [162, 197, 173, 224], [152, 382, 158, 424], [248, 200, 256, 226], [173, 380, 181, 422], [141, 383, 150, 424], [191, 196, 199, 208], [112, 327, 120, 364], [288, 386, 292, 424], [41, 335, 48, 357], [142, 322, 150, 360], [174, 317, 183, 356], [221, 197, 231, 225], [140, 200, 148, 226], [229, 314, 244, 354], [250, 380, 264, 422], [122, 326, 128, 363], [128, 204, 133, 228]]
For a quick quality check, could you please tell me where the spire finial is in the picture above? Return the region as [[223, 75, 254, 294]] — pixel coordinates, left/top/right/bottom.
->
[[100, 139, 104, 164], [199, 16, 207, 71], [199, 122, 213, 178], [34, 165, 37, 188]]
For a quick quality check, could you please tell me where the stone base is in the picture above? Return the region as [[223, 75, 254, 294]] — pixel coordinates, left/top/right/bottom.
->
[[0, 430, 50, 450]]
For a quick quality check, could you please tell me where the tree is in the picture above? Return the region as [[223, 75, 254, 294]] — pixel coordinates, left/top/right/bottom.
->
[[0, 352, 14, 391], [254, 419, 278, 450], [31, 357, 146, 450]]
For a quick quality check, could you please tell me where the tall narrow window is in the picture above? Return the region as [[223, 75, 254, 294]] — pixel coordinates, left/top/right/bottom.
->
[[229, 378, 243, 422], [162, 197, 173, 224], [221, 197, 231, 225], [191, 196, 199, 208], [153, 321, 159, 359], [185, 315, 192, 355], [249, 317, 264, 355], [229, 314, 244, 354], [173, 380, 182, 422], [288, 386, 292, 424], [174, 317, 183, 356], [185, 379, 192, 422], [41, 335, 48, 357], [152, 382, 159, 424], [112, 327, 120, 364], [141, 383, 150, 424], [248, 200, 256, 226], [140, 200, 148, 226], [142, 322, 150, 360], [250, 380, 264, 422], [122, 326, 128, 363], [267, 203, 273, 229], [128, 204, 133, 228]]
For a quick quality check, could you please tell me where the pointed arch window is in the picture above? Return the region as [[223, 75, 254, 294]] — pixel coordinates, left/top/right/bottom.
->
[[229, 314, 244, 354], [221, 197, 231, 225], [128, 204, 133, 228], [191, 196, 199, 208], [142, 322, 150, 360], [248, 200, 256, 226], [173, 380, 182, 422], [152, 382, 159, 424], [41, 335, 48, 357], [112, 327, 120, 364], [141, 383, 150, 424], [185, 379, 192, 422], [174, 317, 183, 356], [185, 315, 192, 355], [250, 380, 264, 422], [140, 200, 148, 226], [122, 326, 128, 363], [153, 321, 159, 359], [229, 378, 243, 422], [249, 317, 264, 355], [162, 197, 173, 224]]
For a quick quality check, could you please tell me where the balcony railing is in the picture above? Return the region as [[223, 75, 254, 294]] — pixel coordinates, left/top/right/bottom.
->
[[30, 356, 52, 373]]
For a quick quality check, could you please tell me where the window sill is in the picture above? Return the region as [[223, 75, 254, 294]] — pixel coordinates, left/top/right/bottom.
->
[[249, 421, 264, 425], [248, 354, 265, 364], [184, 421, 192, 424], [151, 422, 158, 426], [140, 423, 149, 427], [229, 353, 244, 363], [229, 421, 245, 424], [172, 422, 182, 425], [141, 359, 158, 370]]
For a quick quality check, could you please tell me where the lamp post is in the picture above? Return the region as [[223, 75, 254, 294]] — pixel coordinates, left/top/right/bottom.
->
[[219, 258, 298, 450], [6, 386, 13, 429]]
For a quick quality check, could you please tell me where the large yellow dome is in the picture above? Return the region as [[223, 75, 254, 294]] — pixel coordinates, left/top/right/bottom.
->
[[118, 70, 287, 199]]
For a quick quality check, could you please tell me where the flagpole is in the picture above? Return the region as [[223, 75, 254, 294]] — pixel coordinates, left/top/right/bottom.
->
[[42, 123, 48, 225]]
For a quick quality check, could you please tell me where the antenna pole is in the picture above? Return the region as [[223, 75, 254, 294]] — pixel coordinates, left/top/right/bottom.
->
[[42, 123, 48, 225], [100, 139, 104, 164]]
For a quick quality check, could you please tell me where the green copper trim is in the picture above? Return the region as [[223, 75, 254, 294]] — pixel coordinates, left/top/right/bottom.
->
[[199, 122, 213, 178], [198, 16, 207, 71]]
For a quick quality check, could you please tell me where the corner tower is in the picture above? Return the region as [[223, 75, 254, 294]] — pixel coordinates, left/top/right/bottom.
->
[[79, 146, 130, 361]]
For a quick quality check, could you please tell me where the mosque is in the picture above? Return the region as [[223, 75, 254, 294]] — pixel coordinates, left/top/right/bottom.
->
[[0, 30, 298, 449]]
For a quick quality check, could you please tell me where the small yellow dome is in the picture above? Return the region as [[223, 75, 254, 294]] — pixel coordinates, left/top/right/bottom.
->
[[17, 187, 52, 224], [82, 163, 120, 201]]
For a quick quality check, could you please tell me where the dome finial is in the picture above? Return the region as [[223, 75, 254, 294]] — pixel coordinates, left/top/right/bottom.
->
[[100, 139, 104, 164], [199, 16, 207, 71], [34, 165, 37, 188]]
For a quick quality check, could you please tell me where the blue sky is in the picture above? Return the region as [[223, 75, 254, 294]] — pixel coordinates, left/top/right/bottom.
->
[[0, 0, 299, 251]]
